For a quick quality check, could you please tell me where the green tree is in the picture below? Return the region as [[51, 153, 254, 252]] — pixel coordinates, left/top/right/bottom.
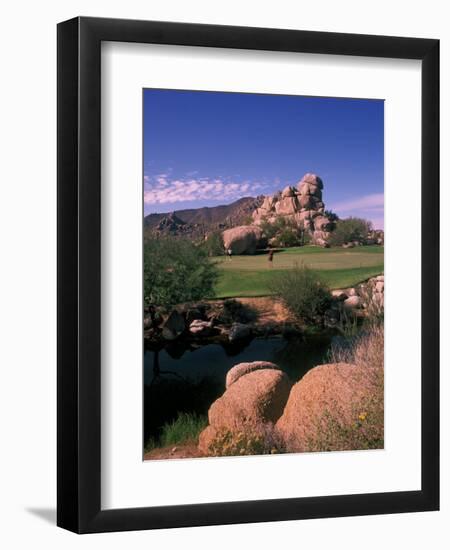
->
[[328, 217, 373, 247], [324, 209, 339, 223], [259, 218, 281, 240], [276, 227, 300, 247], [240, 214, 254, 225], [144, 236, 218, 307], [260, 217, 306, 247], [200, 231, 225, 256]]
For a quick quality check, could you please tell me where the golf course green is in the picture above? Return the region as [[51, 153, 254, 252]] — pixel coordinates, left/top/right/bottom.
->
[[213, 245, 384, 298]]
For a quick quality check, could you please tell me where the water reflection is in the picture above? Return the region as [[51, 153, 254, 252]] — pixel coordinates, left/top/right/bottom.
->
[[143, 335, 334, 442], [144, 335, 332, 387]]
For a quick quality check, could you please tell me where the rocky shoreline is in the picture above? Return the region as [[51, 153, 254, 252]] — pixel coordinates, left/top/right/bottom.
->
[[144, 297, 303, 352], [143, 274, 384, 351]]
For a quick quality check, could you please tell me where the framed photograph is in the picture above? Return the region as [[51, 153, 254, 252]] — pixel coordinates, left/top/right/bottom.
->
[[57, 17, 439, 533]]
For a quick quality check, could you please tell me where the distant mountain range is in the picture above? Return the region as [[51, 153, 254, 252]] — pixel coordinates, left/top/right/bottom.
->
[[144, 196, 263, 237]]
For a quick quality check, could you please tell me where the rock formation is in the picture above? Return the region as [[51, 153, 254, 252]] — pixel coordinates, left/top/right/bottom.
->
[[252, 173, 334, 246]]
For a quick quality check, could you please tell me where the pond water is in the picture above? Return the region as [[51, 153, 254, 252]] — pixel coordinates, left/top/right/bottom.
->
[[144, 334, 336, 443], [144, 334, 334, 386]]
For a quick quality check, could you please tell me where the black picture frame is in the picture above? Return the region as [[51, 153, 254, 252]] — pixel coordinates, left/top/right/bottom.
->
[[57, 16, 439, 533]]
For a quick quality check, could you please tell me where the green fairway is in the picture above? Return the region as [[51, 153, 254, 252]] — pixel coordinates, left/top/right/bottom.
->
[[212, 246, 384, 298]]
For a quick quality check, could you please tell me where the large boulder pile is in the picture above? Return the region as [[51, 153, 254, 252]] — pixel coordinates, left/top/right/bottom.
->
[[198, 361, 291, 454], [252, 173, 334, 246], [222, 225, 264, 255]]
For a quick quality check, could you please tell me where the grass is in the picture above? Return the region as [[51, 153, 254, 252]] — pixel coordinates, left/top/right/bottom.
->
[[212, 245, 384, 298], [144, 412, 208, 453]]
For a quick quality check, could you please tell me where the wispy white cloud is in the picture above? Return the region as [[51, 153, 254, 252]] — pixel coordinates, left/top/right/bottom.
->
[[144, 173, 266, 205], [331, 193, 384, 213], [329, 193, 384, 230]]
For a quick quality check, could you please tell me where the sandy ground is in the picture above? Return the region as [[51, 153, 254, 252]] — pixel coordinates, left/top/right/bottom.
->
[[144, 443, 203, 460]]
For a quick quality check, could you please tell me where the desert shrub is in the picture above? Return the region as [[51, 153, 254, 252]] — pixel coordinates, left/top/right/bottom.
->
[[329, 324, 384, 373], [324, 209, 339, 223], [301, 229, 312, 245], [259, 218, 282, 240], [260, 217, 307, 247], [201, 231, 224, 256], [240, 214, 254, 225], [335, 307, 360, 337], [220, 298, 257, 324], [159, 412, 208, 447], [270, 263, 331, 324], [328, 217, 373, 246], [304, 401, 384, 452], [358, 280, 384, 324], [207, 422, 285, 457], [143, 236, 218, 307], [275, 227, 302, 247], [307, 325, 384, 451], [145, 412, 208, 451]]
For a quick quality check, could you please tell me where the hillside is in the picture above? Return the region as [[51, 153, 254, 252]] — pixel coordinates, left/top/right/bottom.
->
[[144, 196, 263, 237]]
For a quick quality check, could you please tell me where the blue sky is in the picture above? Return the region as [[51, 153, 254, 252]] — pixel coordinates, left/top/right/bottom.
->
[[143, 89, 384, 229]]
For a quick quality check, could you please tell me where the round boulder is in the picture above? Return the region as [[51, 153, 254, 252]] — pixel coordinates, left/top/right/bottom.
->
[[331, 290, 348, 301], [210, 369, 291, 432], [275, 196, 299, 215], [189, 319, 214, 336], [222, 225, 263, 255], [300, 173, 324, 189], [228, 322, 252, 343], [226, 361, 280, 389], [199, 367, 291, 455], [343, 295, 361, 309], [276, 362, 381, 452]]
